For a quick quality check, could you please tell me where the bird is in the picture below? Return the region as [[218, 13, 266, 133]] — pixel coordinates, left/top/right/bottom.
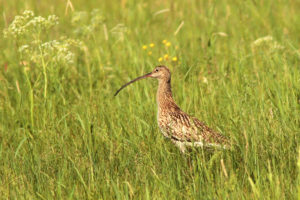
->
[[114, 65, 229, 153]]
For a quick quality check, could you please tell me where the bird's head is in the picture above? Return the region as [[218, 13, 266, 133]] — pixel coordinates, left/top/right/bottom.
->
[[114, 65, 171, 96], [149, 65, 171, 80]]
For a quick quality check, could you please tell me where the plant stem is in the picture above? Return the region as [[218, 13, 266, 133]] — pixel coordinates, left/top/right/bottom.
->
[[24, 69, 34, 128], [39, 45, 48, 99]]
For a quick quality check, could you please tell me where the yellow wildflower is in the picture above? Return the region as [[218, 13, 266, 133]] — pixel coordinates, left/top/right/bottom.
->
[[162, 40, 167, 44], [172, 56, 178, 62], [165, 42, 171, 47], [142, 45, 147, 50], [148, 51, 152, 55], [158, 57, 163, 62], [164, 54, 169, 60], [149, 43, 155, 48]]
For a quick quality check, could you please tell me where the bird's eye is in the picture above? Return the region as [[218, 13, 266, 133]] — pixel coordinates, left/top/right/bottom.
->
[[155, 69, 159, 72]]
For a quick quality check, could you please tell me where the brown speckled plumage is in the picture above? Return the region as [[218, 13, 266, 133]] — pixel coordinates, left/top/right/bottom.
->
[[115, 65, 229, 153]]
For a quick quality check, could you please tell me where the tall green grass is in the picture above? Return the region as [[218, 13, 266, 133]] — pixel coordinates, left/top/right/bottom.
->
[[0, 0, 299, 199]]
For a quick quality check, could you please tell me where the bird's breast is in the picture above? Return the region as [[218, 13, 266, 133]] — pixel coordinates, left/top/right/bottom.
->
[[157, 109, 169, 138]]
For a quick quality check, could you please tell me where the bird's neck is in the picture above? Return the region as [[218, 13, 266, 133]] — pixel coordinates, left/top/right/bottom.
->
[[156, 78, 179, 111]]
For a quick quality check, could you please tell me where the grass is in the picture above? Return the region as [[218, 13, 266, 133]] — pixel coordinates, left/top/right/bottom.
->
[[0, 0, 299, 199]]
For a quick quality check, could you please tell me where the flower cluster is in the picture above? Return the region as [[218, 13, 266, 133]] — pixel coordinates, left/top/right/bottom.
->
[[4, 10, 83, 66], [19, 39, 83, 65], [142, 39, 179, 64], [3, 10, 58, 38], [252, 35, 284, 51], [110, 24, 127, 42], [72, 9, 104, 37]]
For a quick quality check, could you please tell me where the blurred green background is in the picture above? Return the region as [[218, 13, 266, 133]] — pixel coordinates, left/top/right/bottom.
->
[[0, 0, 299, 199]]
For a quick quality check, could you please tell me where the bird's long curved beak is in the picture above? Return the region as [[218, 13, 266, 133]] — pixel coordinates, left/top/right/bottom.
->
[[114, 72, 152, 96]]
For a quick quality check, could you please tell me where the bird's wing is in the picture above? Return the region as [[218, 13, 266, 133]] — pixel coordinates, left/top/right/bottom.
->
[[166, 111, 200, 142], [162, 110, 229, 146], [191, 117, 229, 145]]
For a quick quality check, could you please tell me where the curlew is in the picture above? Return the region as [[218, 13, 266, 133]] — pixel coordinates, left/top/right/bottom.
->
[[115, 66, 229, 153]]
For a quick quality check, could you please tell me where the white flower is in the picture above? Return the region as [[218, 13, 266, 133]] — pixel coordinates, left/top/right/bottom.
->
[[23, 10, 34, 19], [252, 35, 284, 51], [18, 45, 29, 52], [3, 10, 59, 38], [252, 36, 273, 46], [4, 10, 83, 66]]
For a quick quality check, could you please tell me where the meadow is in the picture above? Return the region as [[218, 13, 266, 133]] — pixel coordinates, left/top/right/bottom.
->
[[0, 0, 299, 199]]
